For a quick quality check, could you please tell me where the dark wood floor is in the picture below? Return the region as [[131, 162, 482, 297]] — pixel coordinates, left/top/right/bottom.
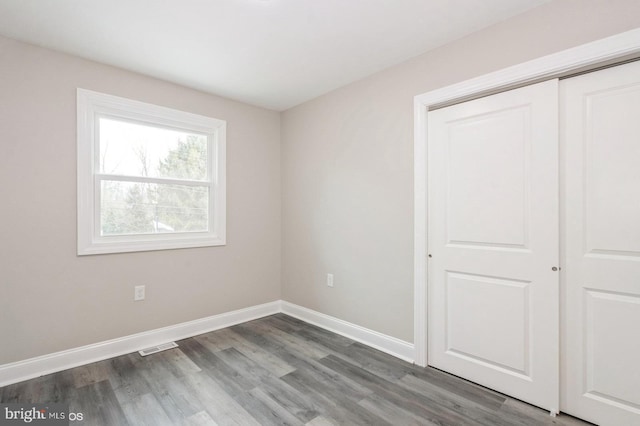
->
[[1, 314, 591, 425]]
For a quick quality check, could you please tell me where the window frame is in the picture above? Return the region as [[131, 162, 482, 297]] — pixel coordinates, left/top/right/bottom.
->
[[77, 89, 226, 255]]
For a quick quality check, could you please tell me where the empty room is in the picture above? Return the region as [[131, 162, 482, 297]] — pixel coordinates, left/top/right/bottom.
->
[[1, 0, 639, 425]]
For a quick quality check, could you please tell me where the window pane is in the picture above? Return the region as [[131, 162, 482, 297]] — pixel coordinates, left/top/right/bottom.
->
[[100, 181, 209, 236], [99, 117, 208, 181]]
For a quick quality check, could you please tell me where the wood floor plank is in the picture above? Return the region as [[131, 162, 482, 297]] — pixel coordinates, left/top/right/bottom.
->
[[0, 314, 592, 426], [46, 370, 77, 403], [72, 360, 110, 388], [107, 354, 153, 405], [498, 399, 596, 426], [396, 373, 524, 426], [259, 315, 305, 333], [296, 333, 411, 383], [319, 354, 482, 426], [157, 348, 202, 377], [358, 392, 439, 426], [280, 369, 390, 426], [178, 338, 255, 397], [216, 347, 278, 385], [233, 387, 304, 426], [178, 372, 260, 426], [302, 334, 505, 415], [231, 323, 373, 399], [284, 351, 373, 401], [211, 328, 296, 377], [271, 313, 308, 328], [304, 416, 339, 426], [136, 366, 204, 423], [194, 329, 236, 353], [73, 379, 129, 426], [292, 327, 354, 355], [120, 392, 173, 426], [1, 372, 76, 404], [249, 321, 331, 360], [404, 365, 507, 412], [257, 376, 321, 423], [182, 410, 219, 426]]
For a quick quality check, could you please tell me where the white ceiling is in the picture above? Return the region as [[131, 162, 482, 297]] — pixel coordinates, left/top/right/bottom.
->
[[0, 0, 549, 110]]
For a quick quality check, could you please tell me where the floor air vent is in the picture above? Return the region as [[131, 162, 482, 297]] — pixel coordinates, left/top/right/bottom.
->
[[138, 341, 178, 356]]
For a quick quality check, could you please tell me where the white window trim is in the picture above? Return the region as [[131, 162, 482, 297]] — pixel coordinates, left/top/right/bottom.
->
[[77, 89, 226, 255]]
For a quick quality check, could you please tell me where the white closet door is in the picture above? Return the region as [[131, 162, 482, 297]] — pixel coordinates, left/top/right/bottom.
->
[[427, 79, 560, 412], [561, 60, 640, 425]]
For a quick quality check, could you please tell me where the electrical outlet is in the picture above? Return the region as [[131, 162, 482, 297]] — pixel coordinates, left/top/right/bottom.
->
[[327, 273, 334, 287], [134, 285, 145, 301]]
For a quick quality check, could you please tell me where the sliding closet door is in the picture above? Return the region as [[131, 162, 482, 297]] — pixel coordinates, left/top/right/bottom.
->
[[561, 60, 640, 425], [427, 80, 560, 412]]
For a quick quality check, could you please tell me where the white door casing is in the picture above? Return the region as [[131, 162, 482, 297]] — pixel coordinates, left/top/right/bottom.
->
[[415, 29, 640, 370], [415, 28, 640, 424], [427, 80, 560, 413], [561, 60, 640, 426]]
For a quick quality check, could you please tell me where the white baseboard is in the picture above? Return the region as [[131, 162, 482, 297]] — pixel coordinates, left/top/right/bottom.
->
[[0, 299, 415, 387], [0, 301, 281, 388], [281, 301, 415, 363]]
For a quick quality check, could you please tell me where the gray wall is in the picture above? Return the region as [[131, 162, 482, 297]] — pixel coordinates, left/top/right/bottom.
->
[[2, 0, 640, 366], [0, 36, 281, 365], [281, 0, 640, 343]]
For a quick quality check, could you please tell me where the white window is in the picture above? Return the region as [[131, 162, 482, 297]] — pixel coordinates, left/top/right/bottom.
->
[[77, 89, 226, 255]]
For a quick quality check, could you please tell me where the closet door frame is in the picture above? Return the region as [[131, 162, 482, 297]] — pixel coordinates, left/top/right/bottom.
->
[[413, 27, 640, 368]]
